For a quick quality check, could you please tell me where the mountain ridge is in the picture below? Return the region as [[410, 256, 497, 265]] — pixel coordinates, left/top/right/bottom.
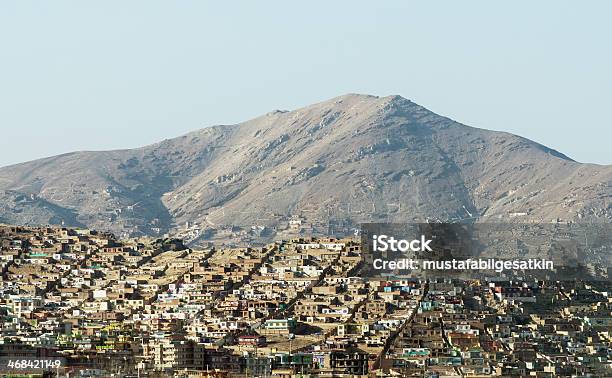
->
[[0, 94, 610, 239]]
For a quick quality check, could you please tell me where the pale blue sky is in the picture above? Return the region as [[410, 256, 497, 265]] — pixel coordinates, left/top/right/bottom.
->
[[1, 1, 610, 167]]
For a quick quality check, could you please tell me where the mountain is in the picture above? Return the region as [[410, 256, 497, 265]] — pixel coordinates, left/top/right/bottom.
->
[[0, 94, 610, 239]]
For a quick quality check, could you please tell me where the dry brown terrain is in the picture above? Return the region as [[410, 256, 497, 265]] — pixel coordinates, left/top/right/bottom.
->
[[0, 94, 609, 238]]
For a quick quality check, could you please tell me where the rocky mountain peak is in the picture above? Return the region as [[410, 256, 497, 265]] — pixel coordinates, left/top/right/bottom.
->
[[0, 94, 609, 239]]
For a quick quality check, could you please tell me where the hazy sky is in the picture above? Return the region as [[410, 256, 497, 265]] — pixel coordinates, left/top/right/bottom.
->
[[1, 1, 610, 167]]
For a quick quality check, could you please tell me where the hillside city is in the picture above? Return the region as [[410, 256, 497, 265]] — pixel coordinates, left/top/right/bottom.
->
[[0, 225, 610, 377]]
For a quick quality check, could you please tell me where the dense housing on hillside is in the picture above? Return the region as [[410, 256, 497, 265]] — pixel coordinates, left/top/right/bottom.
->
[[0, 225, 610, 377]]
